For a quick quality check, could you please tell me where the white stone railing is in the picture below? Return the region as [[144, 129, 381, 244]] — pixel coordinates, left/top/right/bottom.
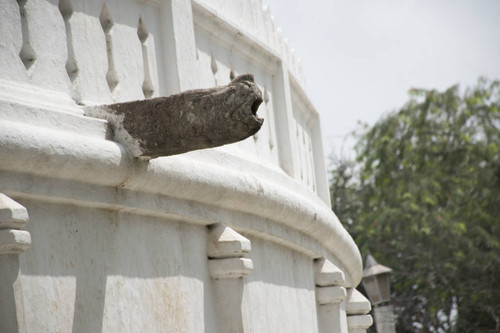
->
[[1, 0, 327, 200], [0, 0, 358, 275]]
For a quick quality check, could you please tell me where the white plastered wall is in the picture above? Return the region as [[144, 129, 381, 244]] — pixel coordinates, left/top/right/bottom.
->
[[0, 0, 369, 332]]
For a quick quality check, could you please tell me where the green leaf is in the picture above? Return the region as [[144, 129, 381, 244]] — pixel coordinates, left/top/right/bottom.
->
[[328, 77, 500, 332]]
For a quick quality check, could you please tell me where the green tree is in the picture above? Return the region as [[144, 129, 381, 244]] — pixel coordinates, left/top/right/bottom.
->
[[330, 78, 500, 332]]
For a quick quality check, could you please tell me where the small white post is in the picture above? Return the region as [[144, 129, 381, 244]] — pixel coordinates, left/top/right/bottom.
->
[[207, 224, 253, 333], [0, 193, 31, 333], [314, 258, 349, 332]]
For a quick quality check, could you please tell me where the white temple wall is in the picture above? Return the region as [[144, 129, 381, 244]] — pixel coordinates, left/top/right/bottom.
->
[[16, 199, 216, 332], [0, 0, 373, 331]]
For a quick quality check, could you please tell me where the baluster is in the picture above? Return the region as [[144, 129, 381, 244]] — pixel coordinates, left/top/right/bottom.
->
[[0, 0, 28, 82], [99, 4, 118, 96], [17, 0, 36, 74], [58, 0, 80, 102], [18, 0, 72, 94], [137, 17, 155, 98], [99, 3, 143, 102], [211, 53, 218, 86]]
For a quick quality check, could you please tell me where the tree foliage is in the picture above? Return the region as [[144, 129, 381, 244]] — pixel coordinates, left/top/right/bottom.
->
[[330, 78, 500, 332]]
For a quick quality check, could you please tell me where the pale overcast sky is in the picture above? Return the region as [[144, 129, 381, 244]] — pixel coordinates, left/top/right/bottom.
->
[[263, 0, 500, 159]]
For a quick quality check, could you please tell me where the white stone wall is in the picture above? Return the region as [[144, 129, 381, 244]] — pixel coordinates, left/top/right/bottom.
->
[[0, 0, 372, 332]]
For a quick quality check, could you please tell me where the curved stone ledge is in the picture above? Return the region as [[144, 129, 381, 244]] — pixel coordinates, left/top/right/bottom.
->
[[0, 120, 362, 286]]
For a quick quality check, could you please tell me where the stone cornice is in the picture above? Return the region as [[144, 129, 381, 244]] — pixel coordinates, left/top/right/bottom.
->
[[0, 114, 362, 286]]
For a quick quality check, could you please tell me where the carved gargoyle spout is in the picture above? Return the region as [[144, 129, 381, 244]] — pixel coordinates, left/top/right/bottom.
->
[[86, 74, 264, 158]]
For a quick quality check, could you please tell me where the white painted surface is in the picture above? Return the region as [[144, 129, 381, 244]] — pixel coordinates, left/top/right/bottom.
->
[[0, 0, 368, 331], [245, 237, 319, 333], [17, 200, 216, 332]]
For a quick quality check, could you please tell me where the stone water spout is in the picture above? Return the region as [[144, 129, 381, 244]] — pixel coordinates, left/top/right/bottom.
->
[[86, 73, 264, 158]]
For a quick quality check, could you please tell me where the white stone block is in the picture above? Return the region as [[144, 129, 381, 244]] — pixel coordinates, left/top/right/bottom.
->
[[0, 194, 29, 229], [347, 314, 373, 330], [314, 258, 346, 287], [0, 0, 28, 82], [0, 229, 31, 255], [316, 286, 347, 305], [207, 224, 251, 259], [208, 258, 253, 279], [20, 0, 73, 95]]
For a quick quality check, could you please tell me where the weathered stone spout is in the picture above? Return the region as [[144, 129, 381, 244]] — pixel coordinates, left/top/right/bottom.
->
[[86, 74, 264, 158]]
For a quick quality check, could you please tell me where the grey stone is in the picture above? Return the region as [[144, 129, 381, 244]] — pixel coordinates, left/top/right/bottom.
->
[[86, 74, 264, 158]]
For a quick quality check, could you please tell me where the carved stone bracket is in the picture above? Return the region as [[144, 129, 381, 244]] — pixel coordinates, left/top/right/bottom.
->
[[86, 74, 264, 159]]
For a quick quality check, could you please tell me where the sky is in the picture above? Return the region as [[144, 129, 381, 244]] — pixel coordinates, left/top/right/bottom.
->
[[262, 0, 500, 160]]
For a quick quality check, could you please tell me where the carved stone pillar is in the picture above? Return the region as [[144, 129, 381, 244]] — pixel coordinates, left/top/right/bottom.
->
[[0, 193, 31, 333], [345, 288, 373, 333], [314, 258, 349, 332], [207, 224, 253, 333]]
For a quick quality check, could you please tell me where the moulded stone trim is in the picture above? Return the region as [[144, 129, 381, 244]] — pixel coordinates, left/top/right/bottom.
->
[[314, 258, 347, 287], [0, 193, 29, 229], [0, 79, 80, 115], [208, 258, 253, 279], [346, 289, 372, 315], [207, 224, 251, 259], [315, 286, 347, 305], [0, 229, 31, 255], [347, 314, 373, 330], [0, 119, 362, 286], [17, 0, 37, 73]]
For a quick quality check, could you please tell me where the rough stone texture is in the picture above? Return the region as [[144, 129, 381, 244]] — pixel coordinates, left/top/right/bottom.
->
[[86, 73, 264, 158]]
